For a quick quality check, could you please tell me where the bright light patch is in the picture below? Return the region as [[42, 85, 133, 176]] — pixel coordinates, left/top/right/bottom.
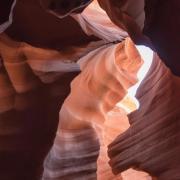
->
[[128, 45, 154, 108], [115, 45, 154, 114]]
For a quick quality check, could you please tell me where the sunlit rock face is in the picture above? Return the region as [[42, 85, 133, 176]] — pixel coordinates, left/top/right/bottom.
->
[[42, 38, 153, 180], [107, 40, 180, 179], [97, 107, 153, 180], [1, 1, 180, 180], [1, 29, 179, 180], [0, 32, 155, 179]]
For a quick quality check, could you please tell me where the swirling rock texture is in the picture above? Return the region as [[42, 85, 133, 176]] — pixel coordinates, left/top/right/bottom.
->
[[108, 47, 180, 179], [42, 38, 153, 180], [0, 33, 78, 180], [0, 1, 180, 180], [0, 32, 151, 179]]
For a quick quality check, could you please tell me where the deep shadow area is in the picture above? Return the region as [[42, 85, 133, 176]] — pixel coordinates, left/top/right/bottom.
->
[[0, 72, 78, 180], [144, 0, 180, 76]]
